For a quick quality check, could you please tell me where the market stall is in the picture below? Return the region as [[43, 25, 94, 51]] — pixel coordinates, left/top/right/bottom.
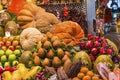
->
[[0, 0, 119, 80]]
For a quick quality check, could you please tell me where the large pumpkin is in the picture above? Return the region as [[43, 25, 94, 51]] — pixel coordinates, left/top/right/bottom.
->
[[17, 3, 59, 33], [20, 28, 41, 50], [54, 21, 84, 44]]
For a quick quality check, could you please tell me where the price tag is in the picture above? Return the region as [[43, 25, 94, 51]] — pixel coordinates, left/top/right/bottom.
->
[[5, 31, 11, 37], [50, 74, 58, 80]]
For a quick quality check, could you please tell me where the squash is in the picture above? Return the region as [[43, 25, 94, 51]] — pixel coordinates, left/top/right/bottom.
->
[[54, 21, 84, 44], [20, 28, 41, 50], [17, 3, 59, 33]]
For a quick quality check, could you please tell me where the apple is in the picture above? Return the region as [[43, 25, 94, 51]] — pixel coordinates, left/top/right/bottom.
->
[[8, 46, 15, 51], [0, 41, 4, 46], [87, 34, 94, 40], [2, 46, 7, 51], [106, 48, 113, 54], [5, 49, 13, 56], [94, 41, 101, 47], [2, 37, 8, 42], [0, 50, 5, 56], [12, 60, 19, 66], [15, 36, 20, 41], [14, 49, 21, 56], [15, 45, 21, 49], [100, 47, 106, 54], [85, 41, 93, 49], [12, 40, 19, 46], [5, 41, 11, 47], [8, 54, 16, 62], [79, 41, 86, 49], [91, 48, 98, 55], [4, 62, 11, 67], [1, 55, 7, 62]]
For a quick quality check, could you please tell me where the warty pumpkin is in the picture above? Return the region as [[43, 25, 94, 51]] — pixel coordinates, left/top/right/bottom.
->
[[20, 28, 42, 50], [17, 3, 59, 33], [54, 21, 84, 44]]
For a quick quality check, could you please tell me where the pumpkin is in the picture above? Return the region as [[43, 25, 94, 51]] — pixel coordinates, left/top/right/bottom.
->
[[94, 55, 114, 73], [73, 51, 92, 69], [54, 21, 84, 44], [17, 3, 59, 33], [20, 28, 41, 50]]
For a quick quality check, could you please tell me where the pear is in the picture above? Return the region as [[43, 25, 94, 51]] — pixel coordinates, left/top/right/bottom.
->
[[34, 56, 41, 66], [51, 36, 59, 42], [42, 58, 50, 67], [38, 48, 45, 57], [46, 32, 53, 39], [62, 55, 70, 63], [43, 40, 51, 48], [57, 48, 64, 58], [46, 49, 54, 58], [53, 39, 62, 47], [52, 56, 61, 68]]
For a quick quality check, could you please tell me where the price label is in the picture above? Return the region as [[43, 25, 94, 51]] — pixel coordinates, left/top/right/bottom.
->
[[5, 31, 11, 37], [50, 74, 58, 80]]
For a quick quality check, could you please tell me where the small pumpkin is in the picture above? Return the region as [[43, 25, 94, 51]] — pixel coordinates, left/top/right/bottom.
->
[[17, 3, 59, 33], [54, 21, 84, 44], [20, 28, 41, 50]]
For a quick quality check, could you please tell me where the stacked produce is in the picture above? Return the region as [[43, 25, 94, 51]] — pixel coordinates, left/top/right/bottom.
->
[[0, 36, 21, 67]]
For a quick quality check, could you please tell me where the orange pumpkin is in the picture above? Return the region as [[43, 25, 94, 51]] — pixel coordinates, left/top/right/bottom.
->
[[54, 21, 84, 44]]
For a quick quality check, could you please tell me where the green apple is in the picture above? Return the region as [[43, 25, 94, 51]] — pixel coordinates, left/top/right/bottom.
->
[[8, 54, 16, 62], [1, 55, 7, 62], [12, 60, 19, 66], [0, 50, 5, 56], [5, 49, 13, 56], [14, 49, 21, 56], [4, 62, 10, 67]]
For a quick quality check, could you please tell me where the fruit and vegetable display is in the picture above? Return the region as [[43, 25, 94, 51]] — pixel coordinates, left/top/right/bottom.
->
[[0, 1, 119, 80]]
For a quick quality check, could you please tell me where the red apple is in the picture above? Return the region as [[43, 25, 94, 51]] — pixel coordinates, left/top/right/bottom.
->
[[5, 41, 11, 47], [99, 47, 106, 54], [102, 42, 108, 47], [0, 41, 4, 46], [91, 48, 98, 55], [94, 41, 101, 47], [95, 36, 101, 42], [4, 66, 13, 72], [85, 41, 93, 49], [87, 34, 94, 40], [12, 40, 19, 46], [8, 46, 15, 51]]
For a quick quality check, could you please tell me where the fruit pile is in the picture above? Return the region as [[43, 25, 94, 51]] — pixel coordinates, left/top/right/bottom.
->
[[72, 67, 102, 80], [31, 32, 75, 68], [0, 36, 21, 67], [76, 34, 120, 63]]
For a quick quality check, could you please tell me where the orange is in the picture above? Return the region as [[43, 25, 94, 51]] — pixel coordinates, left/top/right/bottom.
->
[[82, 75, 91, 80], [80, 67, 89, 73], [86, 71, 94, 77], [72, 77, 79, 80], [77, 72, 85, 79], [92, 76, 99, 80]]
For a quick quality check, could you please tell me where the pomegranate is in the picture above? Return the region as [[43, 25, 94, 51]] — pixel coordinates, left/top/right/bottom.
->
[[95, 36, 101, 42], [91, 48, 98, 55], [87, 34, 94, 40], [90, 55, 95, 61], [85, 41, 93, 49], [79, 41, 86, 49], [94, 41, 101, 47], [99, 47, 106, 54], [106, 48, 113, 54]]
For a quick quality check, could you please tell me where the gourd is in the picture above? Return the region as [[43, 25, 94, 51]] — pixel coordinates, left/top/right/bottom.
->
[[17, 3, 59, 33], [54, 21, 84, 44], [20, 28, 41, 50]]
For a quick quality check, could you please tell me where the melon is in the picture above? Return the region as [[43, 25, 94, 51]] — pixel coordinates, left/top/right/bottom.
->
[[73, 51, 92, 69], [94, 55, 114, 73]]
